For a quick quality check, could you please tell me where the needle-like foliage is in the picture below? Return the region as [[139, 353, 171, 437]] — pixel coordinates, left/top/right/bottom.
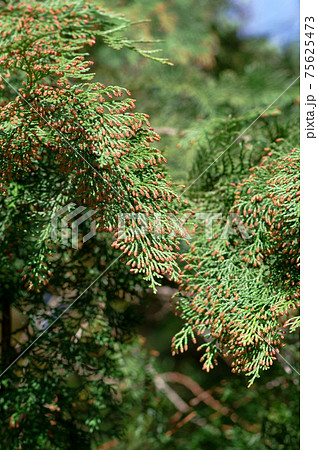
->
[[0, 0, 184, 293], [172, 111, 300, 385], [0, 1, 183, 447]]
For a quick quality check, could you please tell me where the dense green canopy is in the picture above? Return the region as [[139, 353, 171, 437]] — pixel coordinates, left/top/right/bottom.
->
[[0, 1, 299, 448]]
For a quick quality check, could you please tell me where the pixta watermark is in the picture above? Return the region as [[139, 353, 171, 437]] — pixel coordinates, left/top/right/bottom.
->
[[117, 211, 252, 242], [51, 203, 96, 249], [51, 206, 252, 249]]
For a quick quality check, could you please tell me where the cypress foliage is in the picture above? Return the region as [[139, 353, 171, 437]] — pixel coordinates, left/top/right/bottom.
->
[[0, 0, 183, 293], [0, 1, 182, 446], [0, 0, 300, 447], [172, 111, 300, 385]]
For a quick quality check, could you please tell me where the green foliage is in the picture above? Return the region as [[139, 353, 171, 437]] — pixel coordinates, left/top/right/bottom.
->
[[0, 0, 184, 292], [0, 0, 300, 448], [94, 0, 299, 182], [172, 111, 300, 385], [0, 0, 182, 447]]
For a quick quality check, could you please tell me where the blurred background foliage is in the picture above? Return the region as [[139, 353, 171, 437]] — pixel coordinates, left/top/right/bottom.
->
[[92, 0, 299, 181]]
